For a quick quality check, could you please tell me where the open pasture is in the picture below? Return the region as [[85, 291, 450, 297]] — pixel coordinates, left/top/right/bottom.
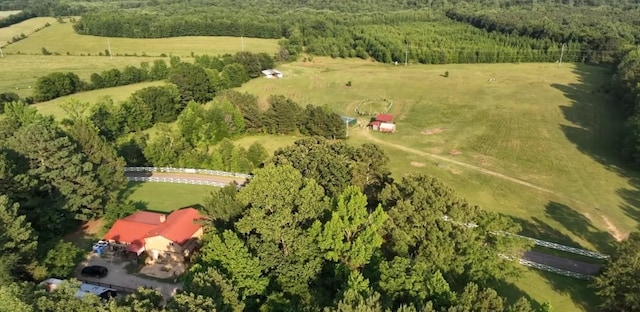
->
[[32, 81, 166, 119], [3, 19, 280, 57], [0, 10, 22, 19], [0, 17, 56, 47], [239, 57, 640, 252], [0, 55, 168, 97]]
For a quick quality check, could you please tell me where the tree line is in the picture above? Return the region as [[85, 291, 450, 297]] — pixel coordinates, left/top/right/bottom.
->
[[33, 59, 170, 102], [32, 51, 274, 103]]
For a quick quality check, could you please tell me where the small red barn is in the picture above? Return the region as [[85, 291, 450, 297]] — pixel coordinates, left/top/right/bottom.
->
[[375, 114, 394, 123], [368, 114, 395, 133]]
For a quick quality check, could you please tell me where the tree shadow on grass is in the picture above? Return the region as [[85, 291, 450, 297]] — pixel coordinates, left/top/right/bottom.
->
[[117, 181, 145, 202], [534, 270, 600, 312], [552, 63, 640, 238], [617, 177, 640, 230], [545, 201, 615, 253], [489, 279, 544, 311], [510, 215, 583, 250]]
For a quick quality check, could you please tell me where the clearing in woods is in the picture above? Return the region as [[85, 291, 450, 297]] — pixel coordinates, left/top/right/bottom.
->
[[3, 18, 280, 57]]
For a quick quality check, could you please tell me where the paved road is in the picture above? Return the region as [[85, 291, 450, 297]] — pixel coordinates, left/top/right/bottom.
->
[[523, 250, 602, 275], [125, 171, 247, 185]]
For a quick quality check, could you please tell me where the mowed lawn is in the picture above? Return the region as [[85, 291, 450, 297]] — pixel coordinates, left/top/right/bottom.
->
[[4, 19, 280, 57], [0, 55, 168, 97], [33, 81, 166, 119], [0, 16, 55, 46], [123, 182, 213, 213]]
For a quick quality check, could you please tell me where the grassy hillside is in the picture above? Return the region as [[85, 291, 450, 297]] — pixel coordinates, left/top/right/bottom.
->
[[238, 57, 639, 252], [0, 55, 168, 97], [3, 18, 280, 57], [0, 16, 56, 47], [32, 81, 166, 118]]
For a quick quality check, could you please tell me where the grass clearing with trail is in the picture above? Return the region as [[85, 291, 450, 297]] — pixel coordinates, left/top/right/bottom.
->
[[239, 57, 639, 252], [0, 54, 169, 97], [0, 16, 55, 46], [237, 57, 634, 311], [3, 18, 280, 57], [33, 81, 166, 119]]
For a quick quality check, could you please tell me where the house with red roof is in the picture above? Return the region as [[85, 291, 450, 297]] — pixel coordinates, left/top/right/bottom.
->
[[103, 208, 205, 262]]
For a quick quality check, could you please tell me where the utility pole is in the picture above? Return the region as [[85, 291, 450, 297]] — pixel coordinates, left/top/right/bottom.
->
[[558, 43, 565, 68], [404, 42, 409, 67], [345, 119, 349, 138], [107, 38, 113, 60]]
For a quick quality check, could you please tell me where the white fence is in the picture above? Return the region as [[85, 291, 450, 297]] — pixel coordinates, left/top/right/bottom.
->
[[124, 167, 252, 179], [519, 258, 594, 280], [127, 176, 236, 188], [443, 215, 609, 260]]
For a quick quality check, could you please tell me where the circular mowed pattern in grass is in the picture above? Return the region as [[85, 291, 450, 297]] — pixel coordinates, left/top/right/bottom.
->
[[354, 98, 393, 116]]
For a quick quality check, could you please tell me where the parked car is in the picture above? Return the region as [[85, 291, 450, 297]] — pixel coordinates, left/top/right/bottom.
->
[[81, 266, 108, 278]]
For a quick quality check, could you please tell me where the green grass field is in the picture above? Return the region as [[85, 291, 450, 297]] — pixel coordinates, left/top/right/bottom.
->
[[32, 81, 166, 119], [238, 57, 639, 250], [0, 10, 22, 19], [123, 182, 214, 213], [3, 18, 280, 57], [234, 57, 640, 311], [0, 54, 169, 97], [0, 17, 56, 47]]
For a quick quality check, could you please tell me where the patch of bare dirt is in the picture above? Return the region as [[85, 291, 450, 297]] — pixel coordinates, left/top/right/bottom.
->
[[449, 149, 462, 156], [421, 128, 445, 135], [602, 216, 626, 242], [410, 161, 426, 167], [64, 219, 105, 248]]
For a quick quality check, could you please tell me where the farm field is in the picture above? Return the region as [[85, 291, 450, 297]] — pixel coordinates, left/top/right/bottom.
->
[[3, 18, 280, 57], [0, 17, 57, 47], [238, 57, 639, 252], [0, 54, 169, 97], [0, 10, 21, 19], [0, 16, 55, 46], [33, 81, 166, 119]]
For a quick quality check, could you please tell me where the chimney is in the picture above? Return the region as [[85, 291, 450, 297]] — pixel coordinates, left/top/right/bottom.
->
[[159, 215, 166, 223]]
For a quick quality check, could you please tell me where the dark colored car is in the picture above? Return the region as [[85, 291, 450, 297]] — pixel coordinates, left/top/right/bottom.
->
[[81, 266, 108, 278]]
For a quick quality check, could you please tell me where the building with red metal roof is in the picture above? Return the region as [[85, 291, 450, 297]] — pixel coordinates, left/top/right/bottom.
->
[[103, 208, 205, 261]]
